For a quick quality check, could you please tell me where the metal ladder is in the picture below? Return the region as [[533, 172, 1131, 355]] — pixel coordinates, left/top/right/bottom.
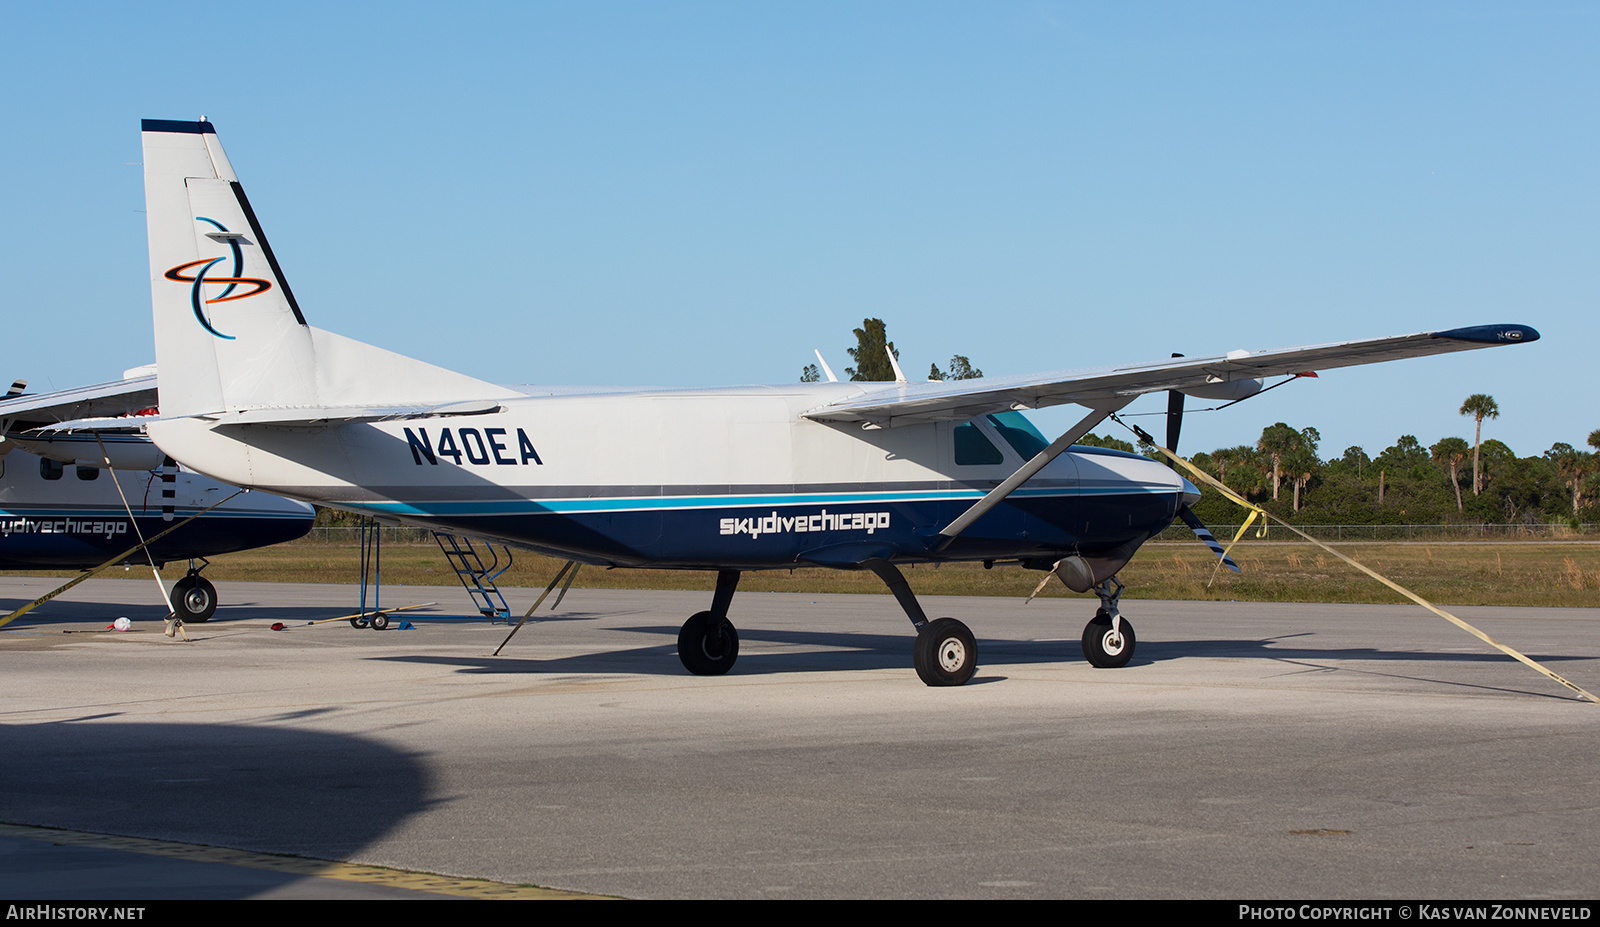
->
[[432, 532, 513, 621]]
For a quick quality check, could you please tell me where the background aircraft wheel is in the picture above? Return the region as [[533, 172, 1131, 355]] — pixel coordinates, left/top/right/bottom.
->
[[678, 611, 739, 675], [171, 575, 218, 623], [370, 612, 389, 631], [1082, 611, 1135, 668], [913, 617, 977, 687], [350, 616, 369, 629]]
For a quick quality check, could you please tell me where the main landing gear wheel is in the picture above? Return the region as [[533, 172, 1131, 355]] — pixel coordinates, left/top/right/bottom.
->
[[1082, 611, 1136, 668], [913, 617, 977, 687], [171, 575, 217, 623], [678, 610, 739, 676]]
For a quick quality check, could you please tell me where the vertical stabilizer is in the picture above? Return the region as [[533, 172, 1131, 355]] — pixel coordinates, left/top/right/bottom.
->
[[142, 119, 514, 420], [143, 119, 318, 416]]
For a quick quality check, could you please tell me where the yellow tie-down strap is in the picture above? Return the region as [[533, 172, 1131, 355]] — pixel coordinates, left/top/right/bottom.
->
[[1149, 442, 1598, 704]]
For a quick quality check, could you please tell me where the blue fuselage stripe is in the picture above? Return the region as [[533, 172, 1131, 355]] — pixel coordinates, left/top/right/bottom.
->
[[355, 484, 1173, 517]]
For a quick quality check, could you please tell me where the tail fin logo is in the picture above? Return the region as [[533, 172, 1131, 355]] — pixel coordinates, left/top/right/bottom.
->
[[163, 217, 273, 340]]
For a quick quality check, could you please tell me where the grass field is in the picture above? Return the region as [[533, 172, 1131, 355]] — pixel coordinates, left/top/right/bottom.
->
[[76, 539, 1600, 610]]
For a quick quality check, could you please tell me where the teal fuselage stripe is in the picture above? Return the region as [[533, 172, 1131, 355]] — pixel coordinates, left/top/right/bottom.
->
[[355, 483, 1172, 518]]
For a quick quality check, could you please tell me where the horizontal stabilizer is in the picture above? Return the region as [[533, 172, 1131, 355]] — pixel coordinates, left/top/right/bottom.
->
[[36, 399, 505, 433]]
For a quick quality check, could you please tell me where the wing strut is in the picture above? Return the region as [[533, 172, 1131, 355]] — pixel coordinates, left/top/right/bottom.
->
[[934, 400, 1131, 550]]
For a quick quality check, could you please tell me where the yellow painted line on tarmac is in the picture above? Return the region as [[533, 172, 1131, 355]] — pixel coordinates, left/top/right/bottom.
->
[[0, 822, 614, 899]]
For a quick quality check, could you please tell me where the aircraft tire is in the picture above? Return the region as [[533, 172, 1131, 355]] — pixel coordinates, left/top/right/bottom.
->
[[171, 575, 218, 623], [1082, 611, 1135, 668], [913, 617, 977, 687], [678, 611, 739, 675]]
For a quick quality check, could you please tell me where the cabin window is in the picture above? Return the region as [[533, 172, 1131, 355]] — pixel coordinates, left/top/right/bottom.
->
[[987, 411, 1049, 459], [39, 458, 63, 481], [76, 466, 100, 481], [953, 422, 1003, 466]]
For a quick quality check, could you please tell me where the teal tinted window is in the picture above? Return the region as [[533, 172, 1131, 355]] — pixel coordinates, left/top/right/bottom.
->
[[986, 411, 1049, 459], [953, 422, 1003, 465]]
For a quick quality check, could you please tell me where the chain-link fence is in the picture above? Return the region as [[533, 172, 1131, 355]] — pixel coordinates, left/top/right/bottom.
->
[[300, 526, 440, 545], [1152, 522, 1599, 542]]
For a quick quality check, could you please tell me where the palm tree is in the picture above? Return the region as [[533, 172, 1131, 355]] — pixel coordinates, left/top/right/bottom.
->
[[1459, 394, 1500, 496], [1256, 425, 1319, 504], [1430, 436, 1471, 512], [1284, 445, 1319, 512], [1341, 445, 1370, 479], [1257, 423, 1298, 501], [1550, 444, 1594, 517]]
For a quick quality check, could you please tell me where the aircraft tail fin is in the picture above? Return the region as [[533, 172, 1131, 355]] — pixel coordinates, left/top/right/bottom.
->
[[141, 119, 516, 419], [143, 119, 316, 417]]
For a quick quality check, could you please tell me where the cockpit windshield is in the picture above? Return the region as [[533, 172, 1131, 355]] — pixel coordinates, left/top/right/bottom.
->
[[985, 411, 1049, 459]]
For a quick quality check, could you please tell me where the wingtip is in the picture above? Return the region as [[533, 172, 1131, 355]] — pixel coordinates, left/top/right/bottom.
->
[[1434, 324, 1540, 345]]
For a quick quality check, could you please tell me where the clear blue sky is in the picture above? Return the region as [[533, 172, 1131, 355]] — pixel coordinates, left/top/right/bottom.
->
[[2, 2, 1593, 460]]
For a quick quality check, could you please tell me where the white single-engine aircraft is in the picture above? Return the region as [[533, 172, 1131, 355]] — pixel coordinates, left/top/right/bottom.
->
[[88, 119, 1537, 684]]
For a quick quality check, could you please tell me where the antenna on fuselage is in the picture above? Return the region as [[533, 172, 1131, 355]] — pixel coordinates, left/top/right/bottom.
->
[[885, 344, 907, 383], [813, 349, 839, 383]]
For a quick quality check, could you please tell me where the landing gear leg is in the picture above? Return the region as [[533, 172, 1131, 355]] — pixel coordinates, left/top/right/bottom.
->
[[678, 570, 740, 675], [171, 558, 218, 623], [1082, 576, 1135, 668], [866, 559, 977, 687]]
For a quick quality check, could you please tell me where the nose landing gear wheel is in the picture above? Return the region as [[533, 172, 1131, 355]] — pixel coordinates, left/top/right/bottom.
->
[[170, 575, 218, 623], [913, 617, 977, 687], [1082, 611, 1135, 668], [678, 610, 739, 675]]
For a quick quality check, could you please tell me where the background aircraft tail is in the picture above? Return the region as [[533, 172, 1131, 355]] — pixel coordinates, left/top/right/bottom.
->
[[141, 119, 516, 419]]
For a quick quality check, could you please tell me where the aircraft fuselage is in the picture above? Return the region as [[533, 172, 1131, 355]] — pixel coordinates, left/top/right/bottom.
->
[[148, 384, 1189, 574], [0, 448, 315, 569]]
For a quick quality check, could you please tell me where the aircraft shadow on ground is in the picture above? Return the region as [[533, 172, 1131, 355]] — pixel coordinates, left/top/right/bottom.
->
[[8, 593, 1584, 692], [0, 595, 589, 629], [0, 719, 433, 898], [377, 621, 1590, 692]]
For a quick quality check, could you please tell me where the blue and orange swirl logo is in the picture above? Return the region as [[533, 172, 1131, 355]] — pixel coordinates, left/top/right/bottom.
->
[[163, 217, 272, 340]]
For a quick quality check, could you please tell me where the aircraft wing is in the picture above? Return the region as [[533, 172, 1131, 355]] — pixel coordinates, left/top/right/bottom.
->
[[801, 324, 1539, 427], [0, 375, 158, 432]]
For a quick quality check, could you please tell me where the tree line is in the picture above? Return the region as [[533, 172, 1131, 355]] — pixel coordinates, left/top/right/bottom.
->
[[1177, 412, 1600, 527], [1076, 407, 1598, 527]]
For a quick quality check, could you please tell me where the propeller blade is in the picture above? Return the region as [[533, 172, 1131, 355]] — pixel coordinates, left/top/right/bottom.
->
[[1178, 504, 1240, 574], [1166, 353, 1184, 451], [1156, 354, 1237, 574], [1166, 389, 1184, 452]]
